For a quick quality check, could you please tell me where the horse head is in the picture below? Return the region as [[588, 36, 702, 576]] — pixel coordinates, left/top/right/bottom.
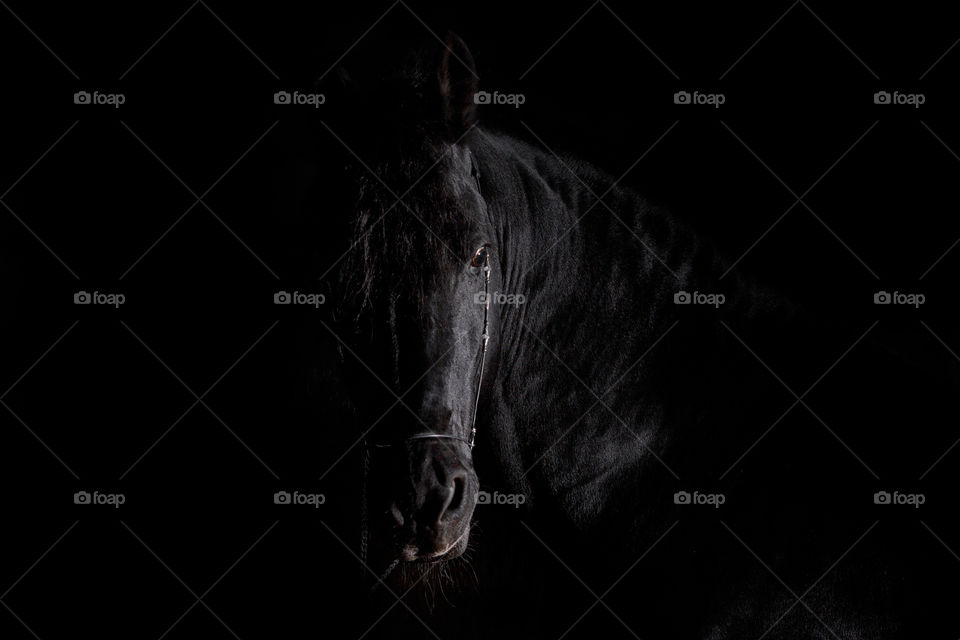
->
[[329, 33, 502, 570]]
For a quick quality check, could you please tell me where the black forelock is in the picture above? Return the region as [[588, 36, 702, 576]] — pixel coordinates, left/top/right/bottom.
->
[[338, 147, 476, 318]]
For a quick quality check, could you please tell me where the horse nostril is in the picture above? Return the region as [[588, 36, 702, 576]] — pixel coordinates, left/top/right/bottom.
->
[[418, 467, 469, 530], [447, 476, 465, 513]]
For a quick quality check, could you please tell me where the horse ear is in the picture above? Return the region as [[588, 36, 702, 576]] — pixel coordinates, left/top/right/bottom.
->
[[438, 32, 478, 138]]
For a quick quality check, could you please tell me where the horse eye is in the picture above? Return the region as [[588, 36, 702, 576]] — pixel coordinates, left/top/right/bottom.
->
[[470, 246, 488, 268]]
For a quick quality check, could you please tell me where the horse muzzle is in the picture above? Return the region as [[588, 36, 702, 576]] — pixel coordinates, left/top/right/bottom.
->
[[392, 440, 477, 562]]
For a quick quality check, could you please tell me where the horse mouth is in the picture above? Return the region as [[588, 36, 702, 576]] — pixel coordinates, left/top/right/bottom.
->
[[400, 527, 470, 563]]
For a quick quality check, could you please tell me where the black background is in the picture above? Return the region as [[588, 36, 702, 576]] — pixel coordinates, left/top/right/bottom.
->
[[2, 1, 959, 638]]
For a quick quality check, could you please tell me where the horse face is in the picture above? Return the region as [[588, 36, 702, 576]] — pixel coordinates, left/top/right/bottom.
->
[[335, 35, 492, 565], [348, 154, 490, 565]]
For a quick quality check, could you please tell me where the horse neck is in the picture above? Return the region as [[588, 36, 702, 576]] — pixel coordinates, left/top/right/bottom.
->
[[476, 131, 816, 537]]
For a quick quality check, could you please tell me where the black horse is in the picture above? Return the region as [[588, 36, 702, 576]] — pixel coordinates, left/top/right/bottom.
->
[[303, 33, 956, 639]]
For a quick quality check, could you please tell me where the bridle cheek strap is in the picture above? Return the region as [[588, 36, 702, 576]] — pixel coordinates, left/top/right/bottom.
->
[[469, 260, 491, 447]]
